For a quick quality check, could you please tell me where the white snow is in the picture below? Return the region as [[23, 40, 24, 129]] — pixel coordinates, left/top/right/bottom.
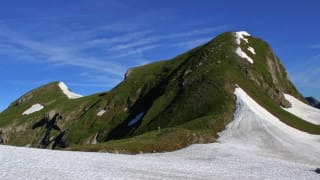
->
[[234, 31, 254, 64], [282, 94, 320, 125], [2, 87, 320, 179], [58, 82, 82, 99], [22, 103, 44, 115], [127, 112, 145, 126], [220, 87, 320, 165], [247, 46, 256, 54], [235, 31, 251, 45], [97, 110, 106, 116], [235, 47, 254, 64]]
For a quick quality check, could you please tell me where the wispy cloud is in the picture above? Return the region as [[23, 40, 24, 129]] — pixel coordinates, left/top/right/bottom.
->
[[170, 37, 211, 49], [104, 25, 228, 57], [163, 26, 227, 39], [0, 14, 95, 23], [111, 44, 160, 59], [9, 79, 52, 87], [0, 25, 127, 76], [308, 44, 320, 49], [107, 38, 154, 52], [0, 16, 229, 91], [67, 82, 115, 88], [0, 23, 229, 79], [290, 54, 320, 91], [81, 30, 153, 50]]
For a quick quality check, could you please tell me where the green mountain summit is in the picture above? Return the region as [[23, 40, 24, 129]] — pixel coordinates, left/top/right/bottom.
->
[[0, 31, 318, 153]]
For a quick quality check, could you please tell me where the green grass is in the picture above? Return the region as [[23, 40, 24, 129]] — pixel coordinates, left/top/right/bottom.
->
[[68, 127, 215, 154]]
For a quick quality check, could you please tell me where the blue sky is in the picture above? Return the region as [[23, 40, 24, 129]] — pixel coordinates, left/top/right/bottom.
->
[[0, 0, 320, 111]]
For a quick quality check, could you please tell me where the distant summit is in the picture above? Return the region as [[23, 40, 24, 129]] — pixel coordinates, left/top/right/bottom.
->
[[306, 97, 320, 109]]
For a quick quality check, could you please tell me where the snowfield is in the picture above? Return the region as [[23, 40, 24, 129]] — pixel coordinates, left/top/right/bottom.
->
[[58, 82, 83, 99], [283, 94, 320, 125], [22, 103, 44, 115], [219, 88, 320, 165], [1, 87, 320, 179]]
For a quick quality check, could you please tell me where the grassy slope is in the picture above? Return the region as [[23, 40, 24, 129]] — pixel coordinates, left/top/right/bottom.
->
[[0, 82, 63, 126], [0, 82, 101, 146]]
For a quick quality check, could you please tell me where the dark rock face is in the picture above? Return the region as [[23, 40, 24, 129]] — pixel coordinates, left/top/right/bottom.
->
[[32, 113, 66, 149], [241, 49, 292, 108], [0, 130, 3, 144], [10, 92, 33, 107], [305, 97, 320, 109]]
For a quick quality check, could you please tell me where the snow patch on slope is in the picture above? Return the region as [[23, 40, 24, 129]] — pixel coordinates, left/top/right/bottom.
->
[[22, 103, 44, 115], [128, 112, 145, 126], [97, 110, 106, 116], [235, 48, 254, 64], [58, 82, 82, 99], [247, 46, 256, 54], [283, 94, 320, 125], [234, 31, 255, 64], [235, 31, 250, 44]]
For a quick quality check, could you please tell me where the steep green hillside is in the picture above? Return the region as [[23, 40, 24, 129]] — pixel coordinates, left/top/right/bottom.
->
[[0, 31, 319, 153]]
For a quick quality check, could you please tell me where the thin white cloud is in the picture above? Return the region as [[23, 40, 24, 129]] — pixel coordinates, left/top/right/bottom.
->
[[292, 68, 320, 87], [107, 38, 154, 52], [81, 30, 153, 50], [111, 44, 159, 59], [0, 14, 95, 23], [170, 37, 211, 49], [9, 79, 52, 87], [164, 26, 227, 39], [104, 25, 227, 57], [290, 54, 320, 90], [66, 82, 115, 88], [0, 26, 127, 76], [308, 44, 320, 49], [0, 20, 229, 91]]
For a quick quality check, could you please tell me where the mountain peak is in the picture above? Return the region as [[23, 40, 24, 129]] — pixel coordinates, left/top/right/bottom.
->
[[305, 96, 320, 108], [0, 31, 316, 153], [234, 31, 251, 43], [233, 31, 254, 64]]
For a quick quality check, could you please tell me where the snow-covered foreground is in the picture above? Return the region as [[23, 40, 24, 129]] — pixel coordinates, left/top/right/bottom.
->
[[1, 87, 320, 179], [0, 144, 318, 180]]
